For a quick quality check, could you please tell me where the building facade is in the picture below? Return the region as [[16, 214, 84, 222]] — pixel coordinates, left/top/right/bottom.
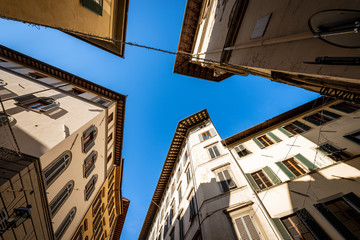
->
[[139, 110, 280, 240], [223, 97, 360, 239], [0, 45, 127, 239], [140, 97, 360, 240], [174, 0, 360, 101], [0, 0, 129, 57]]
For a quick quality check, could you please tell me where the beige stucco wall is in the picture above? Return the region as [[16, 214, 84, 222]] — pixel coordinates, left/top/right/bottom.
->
[[0, 0, 115, 38], [0, 59, 117, 239]]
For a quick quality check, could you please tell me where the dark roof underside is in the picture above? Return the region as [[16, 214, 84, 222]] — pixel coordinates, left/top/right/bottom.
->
[[222, 96, 334, 147], [112, 197, 130, 240], [173, 0, 232, 82], [138, 109, 210, 240], [0, 45, 126, 167]]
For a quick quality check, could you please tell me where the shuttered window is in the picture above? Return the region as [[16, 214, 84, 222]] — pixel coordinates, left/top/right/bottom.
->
[[85, 174, 98, 201], [0, 208, 8, 232], [283, 158, 307, 176], [330, 101, 360, 113], [207, 145, 220, 159], [50, 181, 74, 217], [318, 143, 351, 161], [178, 184, 182, 203], [82, 125, 97, 153], [276, 154, 316, 179], [253, 132, 281, 149], [234, 215, 261, 240], [251, 170, 273, 190], [198, 128, 217, 142], [280, 213, 315, 240], [186, 167, 191, 185], [279, 120, 311, 137], [81, 0, 103, 16], [84, 151, 97, 178], [344, 130, 360, 145], [55, 207, 76, 240], [43, 151, 72, 187], [179, 217, 184, 240], [14, 94, 59, 112], [303, 110, 341, 126], [315, 193, 360, 239], [216, 169, 237, 192], [234, 144, 251, 158], [73, 225, 83, 240], [189, 196, 197, 221]]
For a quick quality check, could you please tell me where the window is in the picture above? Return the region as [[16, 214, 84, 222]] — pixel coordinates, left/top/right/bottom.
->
[[178, 184, 182, 203], [55, 207, 76, 240], [69, 88, 85, 95], [215, 169, 236, 192], [235, 215, 261, 240], [85, 174, 98, 201], [207, 145, 220, 159], [107, 152, 112, 163], [14, 94, 59, 112], [170, 203, 174, 224], [43, 151, 72, 187], [108, 113, 114, 124], [92, 191, 103, 217], [0, 208, 8, 232], [330, 101, 360, 113], [28, 72, 47, 79], [179, 217, 184, 240], [198, 128, 217, 142], [281, 214, 315, 240], [303, 110, 340, 126], [49, 181, 74, 217], [344, 130, 360, 145], [250, 170, 273, 190], [253, 132, 281, 149], [279, 120, 311, 136], [73, 225, 83, 240], [84, 219, 88, 231], [276, 154, 317, 179], [315, 193, 360, 239], [96, 98, 109, 105], [318, 143, 351, 161], [177, 167, 181, 182], [234, 144, 251, 158], [0, 79, 7, 87], [81, 0, 103, 16], [283, 158, 307, 176], [189, 196, 197, 222], [171, 183, 175, 196], [0, 113, 8, 127], [170, 228, 175, 240], [82, 125, 97, 153], [83, 151, 97, 178], [163, 214, 169, 237], [107, 133, 113, 144], [186, 167, 191, 185]]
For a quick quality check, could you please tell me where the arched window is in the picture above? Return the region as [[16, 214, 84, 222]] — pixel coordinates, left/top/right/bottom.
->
[[55, 207, 76, 240], [85, 174, 98, 201], [43, 151, 72, 187], [49, 181, 74, 217], [83, 151, 97, 178], [82, 125, 97, 153]]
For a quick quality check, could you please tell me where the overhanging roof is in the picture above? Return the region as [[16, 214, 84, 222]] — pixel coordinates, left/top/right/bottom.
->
[[222, 96, 334, 147], [112, 197, 130, 240], [0, 44, 126, 167], [173, 0, 232, 82], [138, 109, 210, 240]]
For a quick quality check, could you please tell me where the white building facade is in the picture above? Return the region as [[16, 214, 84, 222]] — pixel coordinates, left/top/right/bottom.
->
[[223, 97, 360, 239], [139, 110, 280, 240], [0, 45, 126, 240]]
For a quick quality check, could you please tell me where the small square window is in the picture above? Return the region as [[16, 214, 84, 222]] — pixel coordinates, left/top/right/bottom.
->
[[108, 113, 114, 124], [257, 135, 274, 147], [202, 131, 211, 140], [282, 158, 308, 176], [234, 144, 251, 158], [251, 170, 273, 190], [107, 152, 112, 164], [69, 88, 85, 95], [107, 133, 113, 144]]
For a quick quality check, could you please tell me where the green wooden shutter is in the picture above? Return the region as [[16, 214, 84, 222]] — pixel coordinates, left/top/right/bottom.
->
[[293, 120, 311, 131], [262, 166, 281, 184], [322, 110, 341, 119], [296, 209, 329, 240], [295, 154, 318, 171], [210, 128, 217, 137], [253, 138, 265, 149], [245, 173, 260, 191], [268, 132, 282, 142], [82, 0, 103, 16], [278, 127, 293, 137], [275, 162, 296, 179], [271, 218, 293, 240]]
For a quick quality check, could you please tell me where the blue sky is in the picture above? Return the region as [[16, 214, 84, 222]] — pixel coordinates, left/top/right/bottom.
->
[[0, 0, 319, 239]]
